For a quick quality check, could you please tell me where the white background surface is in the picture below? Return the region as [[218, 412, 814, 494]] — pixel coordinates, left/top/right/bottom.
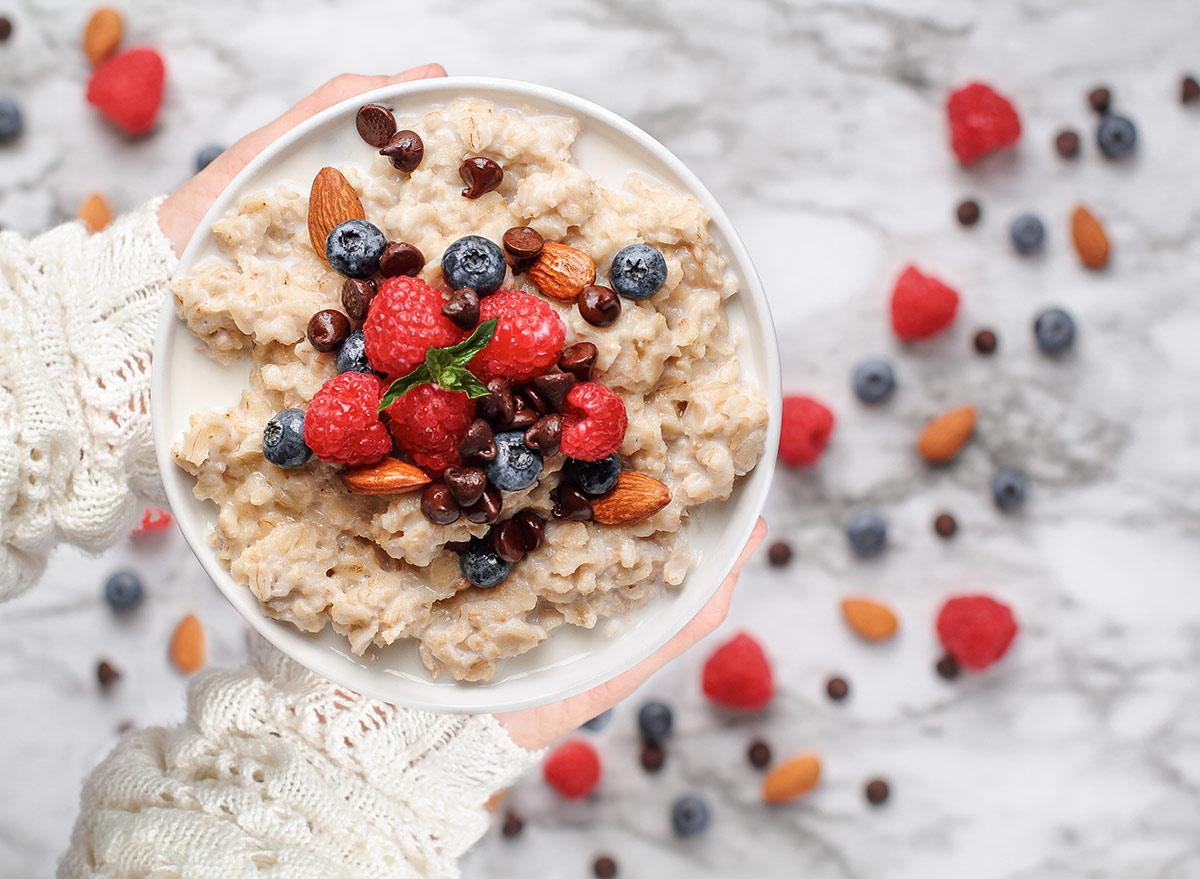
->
[[3, 0, 1200, 877]]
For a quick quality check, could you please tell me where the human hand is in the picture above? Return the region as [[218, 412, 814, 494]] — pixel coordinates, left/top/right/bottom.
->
[[495, 516, 768, 752], [157, 64, 447, 256]]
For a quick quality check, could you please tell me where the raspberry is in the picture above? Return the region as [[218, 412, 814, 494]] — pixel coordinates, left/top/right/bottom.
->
[[946, 82, 1021, 165], [543, 739, 601, 799], [560, 382, 627, 461], [86, 48, 166, 136], [890, 265, 959, 341], [936, 595, 1018, 670], [384, 382, 475, 473], [779, 395, 834, 467], [131, 507, 172, 537], [701, 632, 773, 710], [364, 276, 463, 378], [470, 289, 566, 382], [302, 373, 392, 467]]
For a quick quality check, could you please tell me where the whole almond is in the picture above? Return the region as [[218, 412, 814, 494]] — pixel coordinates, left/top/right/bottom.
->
[[83, 8, 123, 67], [308, 167, 365, 263], [917, 406, 975, 464], [170, 613, 206, 674], [841, 598, 899, 642], [345, 458, 431, 495], [78, 193, 112, 234], [591, 471, 671, 526], [1071, 205, 1110, 270], [528, 241, 596, 302], [762, 752, 822, 804]]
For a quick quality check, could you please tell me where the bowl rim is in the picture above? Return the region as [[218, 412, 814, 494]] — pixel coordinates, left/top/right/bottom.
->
[[152, 75, 781, 712]]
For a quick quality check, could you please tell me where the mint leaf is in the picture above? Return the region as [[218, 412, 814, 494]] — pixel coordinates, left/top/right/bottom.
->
[[439, 370, 492, 399], [445, 318, 498, 361], [379, 364, 432, 411], [377, 318, 499, 409]]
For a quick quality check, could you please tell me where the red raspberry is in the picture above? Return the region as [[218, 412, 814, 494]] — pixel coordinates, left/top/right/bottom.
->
[[560, 382, 627, 461], [890, 265, 959, 341], [131, 507, 172, 537], [543, 739, 601, 799], [364, 277, 464, 378], [702, 632, 773, 710], [302, 373, 392, 467], [779, 395, 834, 467], [946, 82, 1021, 165], [470, 289, 566, 382], [384, 382, 474, 473], [936, 595, 1018, 670], [86, 48, 166, 136]]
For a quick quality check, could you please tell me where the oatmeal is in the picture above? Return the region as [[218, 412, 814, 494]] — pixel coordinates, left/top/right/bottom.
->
[[172, 99, 768, 682]]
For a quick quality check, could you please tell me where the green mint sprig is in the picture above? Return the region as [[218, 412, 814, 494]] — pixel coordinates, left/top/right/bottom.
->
[[378, 318, 497, 411]]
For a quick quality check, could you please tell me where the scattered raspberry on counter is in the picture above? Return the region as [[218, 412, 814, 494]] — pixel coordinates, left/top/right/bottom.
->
[[86, 47, 165, 136], [936, 594, 1018, 670], [890, 265, 959, 341], [131, 506, 172, 537], [946, 82, 1021, 165], [543, 739, 601, 799], [778, 395, 834, 467], [701, 632, 773, 710]]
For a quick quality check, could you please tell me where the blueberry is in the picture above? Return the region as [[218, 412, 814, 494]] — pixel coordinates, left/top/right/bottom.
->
[[1009, 213, 1046, 255], [846, 511, 887, 557], [670, 794, 710, 838], [460, 538, 513, 587], [441, 235, 507, 297], [1034, 307, 1076, 355], [336, 331, 379, 375], [486, 431, 543, 491], [325, 219, 387, 279], [852, 359, 896, 404], [104, 570, 144, 612], [262, 408, 312, 468], [195, 144, 224, 172], [564, 453, 620, 496], [1096, 113, 1137, 159], [991, 468, 1028, 512], [637, 701, 674, 741], [0, 98, 22, 143], [582, 708, 614, 731], [609, 244, 667, 301]]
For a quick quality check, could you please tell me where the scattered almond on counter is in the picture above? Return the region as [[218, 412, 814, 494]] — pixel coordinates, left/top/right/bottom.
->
[[1071, 205, 1110, 270], [169, 613, 206, 674], [78, 192, 112, 233], [917, 405, 975, 464], [841, 598, 899, 642], [762, 752, 822, 804], [82, 7, 122, 67]]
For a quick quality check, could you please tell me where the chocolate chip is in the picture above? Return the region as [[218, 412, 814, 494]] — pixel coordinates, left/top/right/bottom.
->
[[460, 418, 498, 462], [1054, 129, 1081, 159], [441, 287, 480, 331], [421, 484, 461, 525], [506, 396, 538, 430], [96, 660, 120, 689], [459, 157, 503, 198], [476, 379, 515, 425], [1088, 86, 1111, 114], [529, 372, 575, 411], [747, 739, 771, 769], [826, 676, 849, 701], [767, 540, 792, 567], [933, 513, 958, 538], [489, 519, 527, 564], [865, 778, 890, 805], [593, 855, 618, 878], [378, 242, 424, 278], [640, 740, 665, 773], [552, 484, 592, 521], [558, 342, 597, 382], [520, 386, 548, 415], [513, 510, 545, 552], [0, 17, 12, 42], [463, 486, 502, 525], [380, 129, 423, 173], [355, 103, 396, 148], [443, 465, 487, 508], [501, 810, 524, 838], [503, 226, 544, 265], [524, 414, 562, 456], [935, 653, 961, 680], [341, 278, 377, 322], [973, 329, 998, 355], [955, 198, 981, 227], [307, 309, 351, 352], [578, 285, 621, 328], [1183, 75, 1200, 106]]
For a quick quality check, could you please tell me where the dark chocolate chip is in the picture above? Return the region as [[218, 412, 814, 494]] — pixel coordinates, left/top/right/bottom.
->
[[421, 483, 461, 525], [441, 287, 480, 331], [459, 156, 503, 198], [463, 486, 502, 525], [380, 129, 424, 173], [933, 513, 958, 538], [524, 414, 562, 456], [513, 510, 545, 552], [552, 484, 592, 521], [826, 676, 850, 701], [865, 778, 890, 805], [476, 379, 515, 425], [443, 465, 487, 508], [747, 739, 771, 769], [935, 653, 961, 680], [955, 198, 981, 227], [501, 810, 524, 838], [1088, 86, 1111, 114], [558, 342, 597, 382], [520, 386, 548, 415], [1183, 75, 1200, 105], [973, 329, 998, 355], [0, 17, 12, 41], [355, 103, 396, 148], [1054, 129, 1081, 159], [503, 226, 544, 263], [97, 660, 121, 689], [307, 309, 351, 352], [460, 418, 498, 462], [593, 855, 618, 878], [578, 285, 621, 328], [767, 540, 792, 567], [530, 372, 575, 411], [505, 396, 538, 430], [341, 278, 377, 322], [640, 740, 665, 773], [489, 519, 527, 564], [378, 242, 425, 278]]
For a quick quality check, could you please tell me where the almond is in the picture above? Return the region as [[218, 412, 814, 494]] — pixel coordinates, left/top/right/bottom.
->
[[591, 471, 671, 526], [917, 406, 975, 464], [169, 613, 206, 674], [1071, 205, 1110, 270], [83, 8, 123, 67], [841, 598, 899, 642], [762, 752, 821, 804], [308, 167, 365, 263], [78, 193, 112, 234], [528, 241, 596, 302], [345, 458, 431, 495]]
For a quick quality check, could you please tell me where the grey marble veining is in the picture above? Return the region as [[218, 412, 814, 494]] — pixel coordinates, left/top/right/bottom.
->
[[3, 0, 1200, 876]]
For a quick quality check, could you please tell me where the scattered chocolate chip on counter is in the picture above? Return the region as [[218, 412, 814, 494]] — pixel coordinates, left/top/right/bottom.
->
[[826, 676, 850, 701], [956, 198, 981, 227], [767, 540, 793, 567]]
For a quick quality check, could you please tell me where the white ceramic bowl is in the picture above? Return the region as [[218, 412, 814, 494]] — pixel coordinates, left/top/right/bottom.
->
[[153, 77, 780, 713]]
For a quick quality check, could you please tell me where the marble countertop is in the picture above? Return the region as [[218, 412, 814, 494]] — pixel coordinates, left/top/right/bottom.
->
[[4, 0, 1200, 876]]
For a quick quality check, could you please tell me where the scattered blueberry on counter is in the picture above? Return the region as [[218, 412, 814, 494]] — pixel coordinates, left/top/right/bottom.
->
[[670, 795, 710, 838], [582, 708, 614, 732], [103, 570, 144, 612], [1010, 213, 1046, 255], [1034, 307, 1077, 355], [195, 143, 224, 172], [1096, 113, 1137, 159], [990, 468, 1029, 512], [852, 358, 896, 404], [846, 511, 887, 557], [637, 701, 674, 741], [0, 98, 22, 143]]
